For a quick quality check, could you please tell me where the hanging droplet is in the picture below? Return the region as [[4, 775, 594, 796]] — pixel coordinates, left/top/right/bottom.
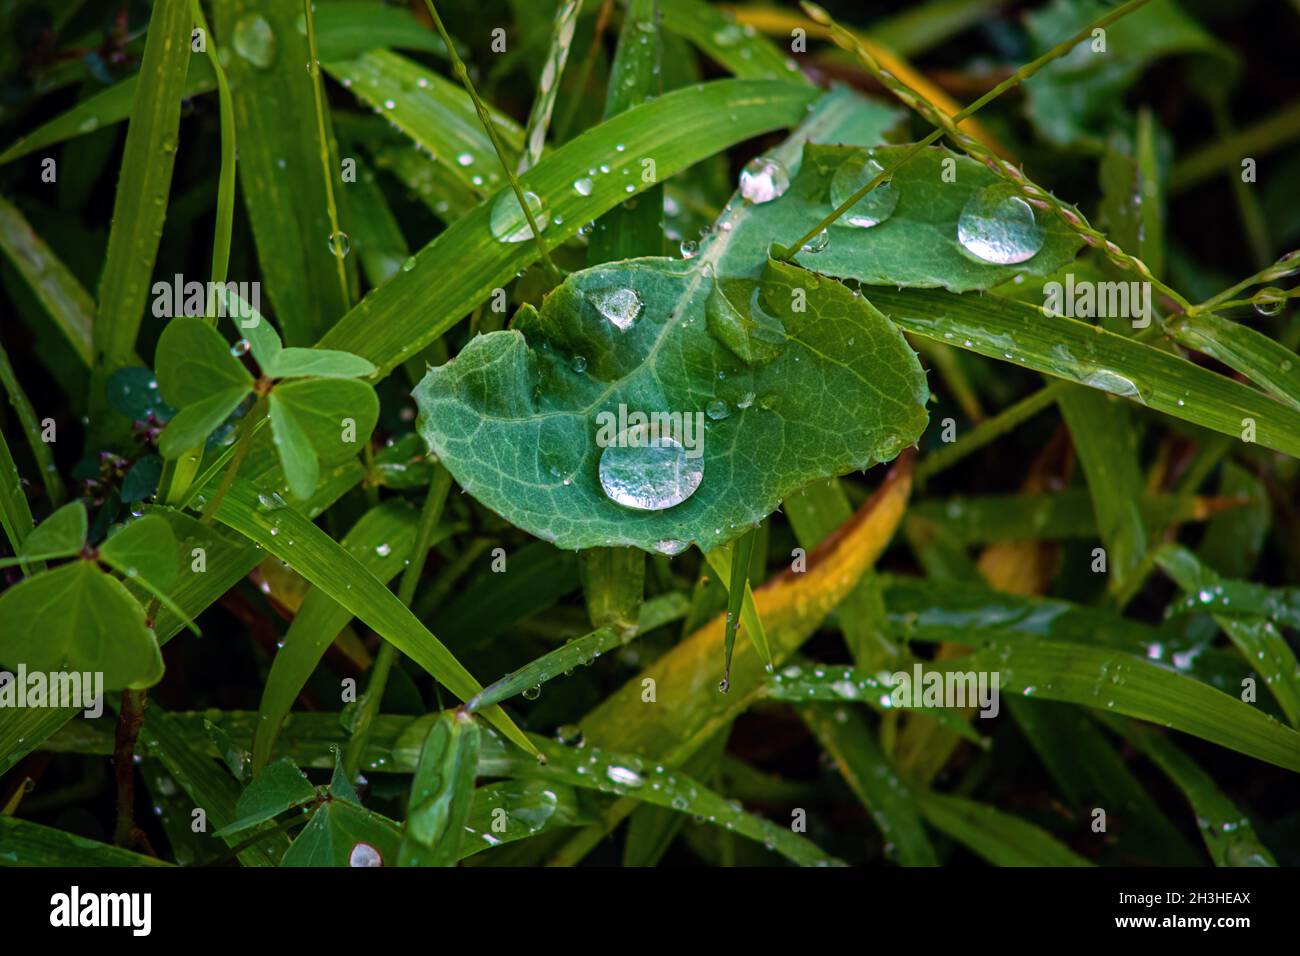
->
[[328, 231, 350, 258], [589, 286, 642, 330], [1252, 287, 1286, 316], [232, 14, 277, 70], [829, 154, 899, 228], [679, 238, 700, 259], [489, 190, 549, 243], [348, 842, 382, 867], [801, 229, 829, 254], [739, 156, 790, 204], [654, 539, 690, 556], [956, 184, 1044, 264], [598, 423, 703, 511]]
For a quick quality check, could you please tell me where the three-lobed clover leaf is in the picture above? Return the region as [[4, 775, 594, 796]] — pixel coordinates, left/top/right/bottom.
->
[[154, 311, 380, 501], [0, 503, 192, 689]]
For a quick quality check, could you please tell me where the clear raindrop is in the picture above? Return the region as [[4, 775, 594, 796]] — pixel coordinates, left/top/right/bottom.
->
[[956, 184, 1044, 264], [232, 14, 276, 70], [598, 424, 703, 511], [739, 156, 790, 204], [829, 154, 899, 228], [489, 190, 549, 243]]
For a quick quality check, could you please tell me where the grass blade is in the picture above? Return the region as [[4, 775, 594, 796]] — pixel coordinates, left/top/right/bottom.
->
[[917, 792, 1093, 866]]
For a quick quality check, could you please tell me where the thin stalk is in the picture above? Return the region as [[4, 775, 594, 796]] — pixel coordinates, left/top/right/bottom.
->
[[112, 689, 148, 849], [516, 0, 582, 173], [303, 0, 351, 308], [553, 0, 616, 143], [0, 339, 65, 507], [198, 396, 268, 526], [782, 0, 1156, 260], [188, 0, 235, 298], [422, 0, 563, 283], [344, 465, 453, 777], [915, 382, 1065, 487]]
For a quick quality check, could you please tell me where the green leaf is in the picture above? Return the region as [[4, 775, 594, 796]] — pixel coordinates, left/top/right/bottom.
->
[[0, 429, 35, 562], [774, 144, 1085, 290], [263, 347, 377, 380], [157, 388, 251, 460], [415, 257, 927, 551], [865, 285, 1300, 458], [399, 711, 481, 867], [156, 318, 255, 408], [216, 757, 317, 836], [0, 560, 163, 690], [578, 546, 646, 638], [917, 791, 1094, 866], [269, 378, 378, 499], [280, 797, 403, 867], [23, 501, 86, 558], [1168, 309, 1300, 411], [658, 0, 809, 81], [459, 779, 597, 859], [316, 79, 828, 376], [99, 514, 179, 592], [106, 367, 176, 423]]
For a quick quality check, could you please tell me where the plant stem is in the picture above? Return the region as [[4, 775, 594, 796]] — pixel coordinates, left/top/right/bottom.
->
[[422, 0, 563, 284], [782, 0, 1155, 258], [188, 0, 235, 299], [199, 396, 268, 526], [344, 465, 453, 778], [303, 0, 351, 309], [112, 688, 147, 848]]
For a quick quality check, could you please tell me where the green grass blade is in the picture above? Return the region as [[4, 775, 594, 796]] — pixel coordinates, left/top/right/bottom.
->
[[0, 340, 64, 506], [210, 475, 538, 757], [941, 640, 1300, 773], [516, 0, 581, 173], [87, 0, 192, 443], [797, 702, 937, 866], [0, 428, 35, 561], [917, 791, 1093, 866], [1094, 712, 1278, 866], [658, 0, 807, 81], [0, 816, 172, 866], [0, 196, 94, 365], [1058, 386, 1148, 596], [316, 78, 820, 375], [252, 500, 425, 774], [1170, 309, 1300, 411], [323, 50, 522, 200], [1156, 543, 1300, 726], [867, 285, 1300, 459]]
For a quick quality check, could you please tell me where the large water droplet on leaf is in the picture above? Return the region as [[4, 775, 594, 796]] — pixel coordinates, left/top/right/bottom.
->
[[829, 154, 899, 229], [489, 190, 549, 243], [705, 280, 786, 365], [232, 14, 277, 69], [589, 287, 643, 331], [598, 424, 703, 512], [739, 156, 790, 204], [956, 184, 1044, 264]]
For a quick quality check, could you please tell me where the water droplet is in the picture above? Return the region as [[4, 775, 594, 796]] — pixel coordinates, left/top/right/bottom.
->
[[706, 399, 729, 420], [679, 238, 699, 259], [456, 152, 474, 167], [573, 176, 594, 196], [328, 231, 350, 257], [78, 116, 99, 133], [654, 538, 689, 555], [556, 724, 584, 746], [801, 229, 829, 254], [230, 339, 251, 357], [232, 14, 277, 70], [739, 156, 790, 204], [956, 184, 1044, 264], [606, 765, 644, 788], [598, 423, 703, 511], [829, 154, 899, 228], [375, 543, 392, 557], [489, 190, 549, 243], [589, 286, 642, 330], [1252, 287, 1286, 316], [522, 684, 542, 700], [348, 842, 382, 867], [401, 256, 417, 272], [572, 355, 588, 373]]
